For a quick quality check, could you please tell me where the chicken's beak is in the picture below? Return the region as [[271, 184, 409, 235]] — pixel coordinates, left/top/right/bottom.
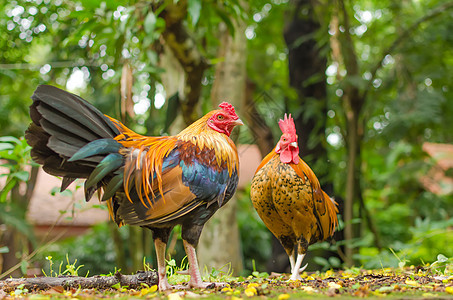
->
[[290, 142, 298, 148], [234, 118, 244, 126]]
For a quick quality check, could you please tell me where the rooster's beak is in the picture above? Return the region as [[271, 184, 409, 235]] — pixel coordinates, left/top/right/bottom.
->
[[234, 118, 244, 126], [290, 142, 298, 148]]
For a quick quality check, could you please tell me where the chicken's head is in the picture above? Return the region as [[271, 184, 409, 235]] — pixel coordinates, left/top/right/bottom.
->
[[208, 102, 243, 136], [275, 113, 299, 164]]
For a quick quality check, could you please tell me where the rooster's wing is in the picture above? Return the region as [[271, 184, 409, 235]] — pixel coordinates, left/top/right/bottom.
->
[[108, 139, 237, 227]]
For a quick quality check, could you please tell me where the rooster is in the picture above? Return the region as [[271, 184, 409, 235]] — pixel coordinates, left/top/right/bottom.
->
[[25, 85, 243, 290], [250, 114, 338, 280]]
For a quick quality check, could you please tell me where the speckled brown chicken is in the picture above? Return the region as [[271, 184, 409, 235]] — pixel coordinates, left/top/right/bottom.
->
[[250, 114, 338, 280]]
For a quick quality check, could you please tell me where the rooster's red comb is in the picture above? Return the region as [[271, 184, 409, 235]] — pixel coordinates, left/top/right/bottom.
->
[[278, 113, 296, 135], [219, 102, 238, 119]]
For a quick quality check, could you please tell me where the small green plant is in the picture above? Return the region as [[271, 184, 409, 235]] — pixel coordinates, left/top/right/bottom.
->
[[111, 282, 129, 292], [206, 262, 234, 282], [166, 255, 188, 277], [143, 256, 154, 272], [429, 254, 452, 275], [12, 283, 28, 297], [251, 259, 269, 278], [42, 254, 85, 277], [61, 254, 86, 276], [100, 267, 122, 277], [389, 247, 410, 269], [42, 255, 55, 277], [166, 257, 177, 277]]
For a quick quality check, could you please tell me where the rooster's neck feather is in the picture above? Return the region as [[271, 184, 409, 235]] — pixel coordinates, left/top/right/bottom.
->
[[177, 113, 239, 176]]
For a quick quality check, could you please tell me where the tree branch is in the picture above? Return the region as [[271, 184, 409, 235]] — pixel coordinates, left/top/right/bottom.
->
[[0, 271, 157, 293]]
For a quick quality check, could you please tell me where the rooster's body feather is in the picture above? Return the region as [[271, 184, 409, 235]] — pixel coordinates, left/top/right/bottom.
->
[[26, 85, 242, 290]]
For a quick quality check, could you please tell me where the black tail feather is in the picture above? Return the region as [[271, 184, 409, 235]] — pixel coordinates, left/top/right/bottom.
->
[[37, 102, 100, 141], [25, 85, 124, 194], [60, 177, 76, 192], [31, 85, 119, 138]]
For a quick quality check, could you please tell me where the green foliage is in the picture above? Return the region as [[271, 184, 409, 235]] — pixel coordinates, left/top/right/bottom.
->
[[38, 222, 123, 276], [0, 136, 36, 242], [2, 0, 453, 274], [165, 256, 187, 278], [0, 137, 32, 202], [12, 284, 28, 297], [321, 0, 453, 267], [41, 255, 84, 277], [355, 216, 453, 269], [205, 263, 234, 282], [429, 254, 452, 275]]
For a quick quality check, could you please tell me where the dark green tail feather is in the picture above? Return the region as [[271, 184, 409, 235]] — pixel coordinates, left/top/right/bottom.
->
[[69, 139, 122, 162], [84, 181, 102, 202], [101, 175, 124, 201], [86, 153, 123, 189]]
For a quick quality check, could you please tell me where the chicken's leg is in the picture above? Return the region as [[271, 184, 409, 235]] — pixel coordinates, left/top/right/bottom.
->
[[154, 238, 172, 291], [183, 240, 225, 289], [289, 253, 295, 272], [289, 253, 307, 280]]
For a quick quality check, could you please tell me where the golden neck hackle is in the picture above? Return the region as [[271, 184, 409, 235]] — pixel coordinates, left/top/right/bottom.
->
[[177, 112, 239, 176]]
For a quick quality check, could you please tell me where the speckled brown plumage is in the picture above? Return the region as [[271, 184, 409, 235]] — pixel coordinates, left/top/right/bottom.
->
[[250, 114, 338, 280], [251, 154, 334, 254]]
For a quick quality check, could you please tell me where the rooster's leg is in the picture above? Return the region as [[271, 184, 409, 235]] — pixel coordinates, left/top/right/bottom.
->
[[154, 238, 172, 291], [289, 253, 307, 281], [183, 240, 224, 289], [289, 252, 295, 272]]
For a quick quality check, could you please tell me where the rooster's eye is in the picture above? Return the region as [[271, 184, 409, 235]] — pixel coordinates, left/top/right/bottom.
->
[[217, 115, 224, 120], [282, 138, 286, 141]]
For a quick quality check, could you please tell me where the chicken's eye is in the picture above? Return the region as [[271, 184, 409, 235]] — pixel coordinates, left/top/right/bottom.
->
[[217, 114, 224, 120], [282, 137, 287, 142]]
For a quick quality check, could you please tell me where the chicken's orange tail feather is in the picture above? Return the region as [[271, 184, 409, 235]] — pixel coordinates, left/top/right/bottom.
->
[[106, 115, 178, 207]]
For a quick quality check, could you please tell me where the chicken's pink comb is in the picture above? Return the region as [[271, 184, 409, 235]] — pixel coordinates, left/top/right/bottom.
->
[[278, 113, 296, 135], [219, 102, 238, 119]]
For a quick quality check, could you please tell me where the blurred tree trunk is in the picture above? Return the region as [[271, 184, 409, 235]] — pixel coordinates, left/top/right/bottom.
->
[[330, 0, 363, 266], [157, 0, 208, 125], [197, 18, 246, 275], [108, 222, 127, 272], [284, 0, 328, 171], [1, 166, 39, 278], [280, 0, 338, 271]]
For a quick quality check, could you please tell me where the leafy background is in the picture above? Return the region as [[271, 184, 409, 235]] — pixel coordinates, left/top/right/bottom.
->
[[0, 0, 453, 280]]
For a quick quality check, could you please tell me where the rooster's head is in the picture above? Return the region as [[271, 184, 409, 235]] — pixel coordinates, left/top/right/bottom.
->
[[207, 102, 244, 136], [275, 113, 299, 164]]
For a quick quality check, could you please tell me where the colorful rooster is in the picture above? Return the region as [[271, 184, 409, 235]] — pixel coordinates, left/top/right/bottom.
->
[[25, 85, 243, 290], [250, 114, 338, 280]]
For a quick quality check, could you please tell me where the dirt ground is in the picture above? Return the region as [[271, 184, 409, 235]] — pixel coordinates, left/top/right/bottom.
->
[[1, 266, 452, 299]]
